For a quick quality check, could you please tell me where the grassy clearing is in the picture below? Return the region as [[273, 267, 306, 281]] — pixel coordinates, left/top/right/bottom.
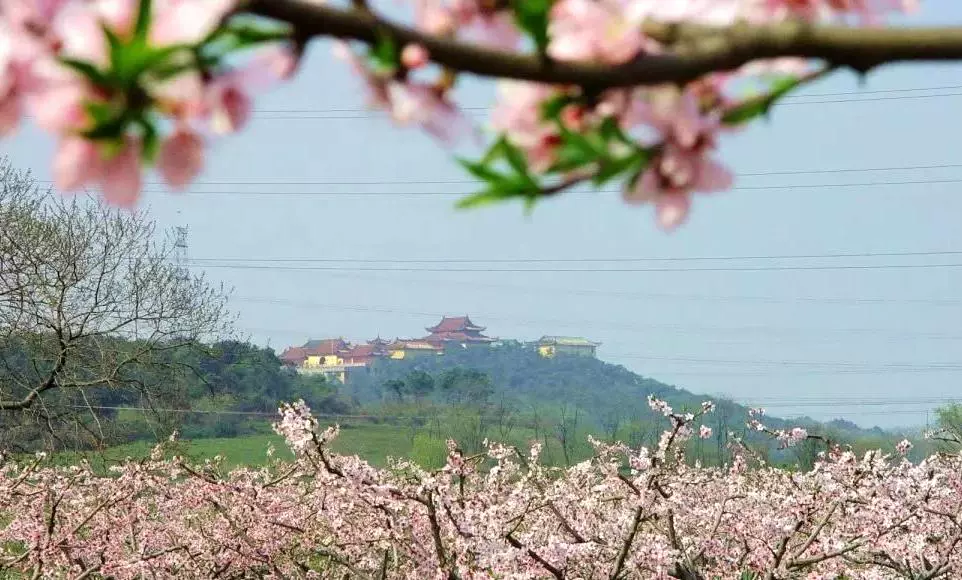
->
[[42, 418, 607, 470]]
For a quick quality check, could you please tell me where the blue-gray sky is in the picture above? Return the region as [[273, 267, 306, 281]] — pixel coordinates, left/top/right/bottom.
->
[[4, 1, 962, 428]]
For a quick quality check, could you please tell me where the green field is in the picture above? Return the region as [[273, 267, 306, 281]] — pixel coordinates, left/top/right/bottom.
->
[[46, 419, 606, 471]]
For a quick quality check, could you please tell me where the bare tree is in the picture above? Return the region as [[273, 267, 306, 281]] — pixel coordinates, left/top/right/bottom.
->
[[0, 159, 232, 451], [494, 394, 517, 442], [602, 410, 622, 442], [555, 404, 580, 467]]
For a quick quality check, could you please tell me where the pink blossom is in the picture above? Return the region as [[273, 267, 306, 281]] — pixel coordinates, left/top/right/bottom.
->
[[896, 439, 913, 455], [387, 81, 471, 143], [206, 78, 252, 134], [623, 86, 732, 228], [157, 128, 204, 190], [149, 0, 237, 46], [547, 0, 656, 64], [52, 2, 109, 68], [95, 0, 139, 38], [24, 79, 92, 133], [401, 44, 430, 69], [0, 92, 18, 135], [490, 81, 560, 171], [52, 136, 103, 192], [699, 425, 713, 439], [99, 137, 143, 207]]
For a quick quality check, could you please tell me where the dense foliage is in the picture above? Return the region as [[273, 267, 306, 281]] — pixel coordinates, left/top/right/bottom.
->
[[0, 338, 355, 451], [349, 344, 914, 465]]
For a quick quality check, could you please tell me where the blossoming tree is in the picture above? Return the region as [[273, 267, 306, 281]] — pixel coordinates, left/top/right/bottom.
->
[[1, 397, 953, 579], [0, 0, 957, 228]]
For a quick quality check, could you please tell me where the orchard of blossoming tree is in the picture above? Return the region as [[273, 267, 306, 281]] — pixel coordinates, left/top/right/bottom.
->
[[2, 0, 962, 228], [1, 397, 960, 579]]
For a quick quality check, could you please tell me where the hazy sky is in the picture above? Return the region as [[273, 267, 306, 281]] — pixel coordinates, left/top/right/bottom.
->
[[4, 1, 962, 428]]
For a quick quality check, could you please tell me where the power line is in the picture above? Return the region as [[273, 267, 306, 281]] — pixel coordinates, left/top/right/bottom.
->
[[34, 162, 962, 188], [236, 299, 962, 340], [188, 249, 962, 265], [104, 177, 962, 197], [248, 91, 962, 119], [616, 354, 962, 371], [233, 274, 959, 306], [245, 84, 962, 113], [189, 261, 962, 273]]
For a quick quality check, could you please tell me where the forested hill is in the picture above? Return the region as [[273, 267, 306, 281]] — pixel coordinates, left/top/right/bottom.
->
[[345, 343, 892, 444]]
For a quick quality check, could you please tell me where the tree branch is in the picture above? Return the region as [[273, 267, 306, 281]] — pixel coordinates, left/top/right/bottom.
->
[[244, 0, 962, 88]]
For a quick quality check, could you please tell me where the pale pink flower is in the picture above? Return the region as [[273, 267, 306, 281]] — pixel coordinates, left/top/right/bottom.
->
[[145, 69, 206, 119], [652, 192, 693, 230], [0, 24, 19, 134], [99, 137, 143, 207], [490, 81, 559, 171], [95, 0, 139, 38], [206, 78, 252, 135], [149, 0, 237, 46], [52, 136, 103, 192], [547, 0, 656, 64], [465, 12, 523, 50], [24, 80, 91, 133], [401, 44, 430, 69], [412, 0, 458, 35], [623, 86, 732, 229], [896, 439, 913, 455], [52, 2, 109, 68], [387, 81, 471, 143], [0, 92, 18, 135], [157, 128, 204, 190], [758, 0, 917, 22], [699, 425, 713, 439], [332, 42, 390, 110]]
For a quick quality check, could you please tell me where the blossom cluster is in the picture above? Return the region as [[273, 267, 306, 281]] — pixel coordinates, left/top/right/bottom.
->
[[0, 0, 918, 226], [1, 398, 959, 579], [0, 0, 293, 206]]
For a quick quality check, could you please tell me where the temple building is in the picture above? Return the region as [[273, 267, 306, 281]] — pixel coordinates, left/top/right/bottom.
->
[[422, 315, 497, 349], [536, 336, 601, 358], [387, 339, 443, 360], [280, 338, 384, 383], [278, 315, 498, 380]]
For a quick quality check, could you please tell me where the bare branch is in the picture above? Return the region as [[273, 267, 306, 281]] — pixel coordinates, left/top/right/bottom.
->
[[244, 0, 962, 89]]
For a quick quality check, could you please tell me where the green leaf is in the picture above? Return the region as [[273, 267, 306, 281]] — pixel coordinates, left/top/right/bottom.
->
[[457, 158, 513, 187], [592, 151, 646, 187], [368, 32, 399, 74], [722, 75, 804, 126], [84, 101, 119, 125], [138, 117, 159, 163], [82, 116, 129, 141], [598, 116, 633, 146], [456, 189, 513, 209], [58, 58, 112, 88], [498, 139, 537, 188], [142, 44, 191, 70], [511, 0, 553, 54], [479, 136, 507, 166], [547, 125, 601, 173], [539, 93, 577, 122], [134, 0, 153, 42]]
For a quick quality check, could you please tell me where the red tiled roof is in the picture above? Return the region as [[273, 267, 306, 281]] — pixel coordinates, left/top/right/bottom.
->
[[345, 344, 379, 357], [301, 338, 349, 356], [423, 331, 496, 344], [279, 346, 308, 363], [426, 315, 485, 333]]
